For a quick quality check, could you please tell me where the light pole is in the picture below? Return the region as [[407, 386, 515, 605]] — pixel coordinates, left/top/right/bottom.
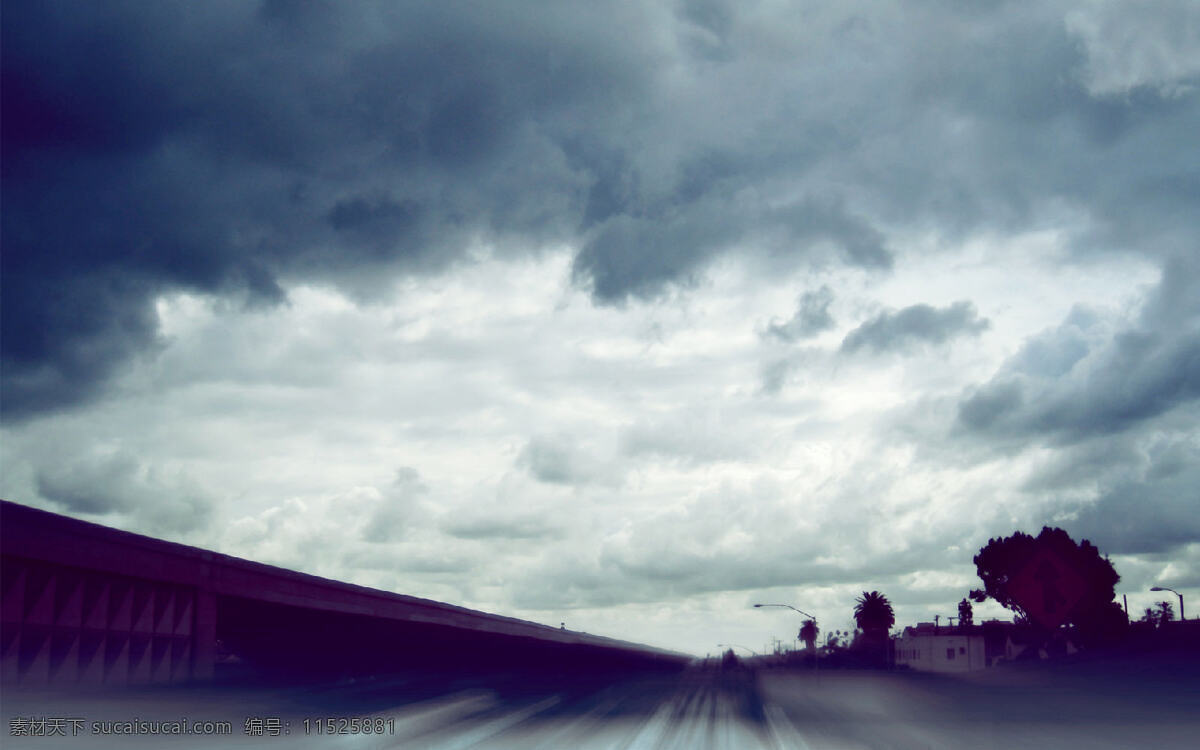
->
[[754, 603, 818, 680], [717, 643, 758, 659], [1150, 586, 1185, 620], [718, 643, 758, 655]]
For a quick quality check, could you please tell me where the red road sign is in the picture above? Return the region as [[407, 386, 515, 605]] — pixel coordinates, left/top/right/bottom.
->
[[1007, 547, 1088, 629]]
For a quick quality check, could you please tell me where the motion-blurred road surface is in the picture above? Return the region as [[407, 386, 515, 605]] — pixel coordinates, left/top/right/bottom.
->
[[5, 651, 1197, 748]]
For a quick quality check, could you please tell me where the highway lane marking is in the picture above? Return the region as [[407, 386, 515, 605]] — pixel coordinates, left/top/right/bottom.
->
[[411, 695, 562, 750], [763, 702, 814, 750]]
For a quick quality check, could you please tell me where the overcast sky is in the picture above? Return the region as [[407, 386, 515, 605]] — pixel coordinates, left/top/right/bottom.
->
[[3, 0, 1198, 655]]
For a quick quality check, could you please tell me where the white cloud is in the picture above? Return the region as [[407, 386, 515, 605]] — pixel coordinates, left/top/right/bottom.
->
[[4, 240, 1190, 652], [3, 0, 1197, 657]]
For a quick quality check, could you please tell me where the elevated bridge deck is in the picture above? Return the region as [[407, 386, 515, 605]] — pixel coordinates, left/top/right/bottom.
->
[[1, 500, 687, 686]]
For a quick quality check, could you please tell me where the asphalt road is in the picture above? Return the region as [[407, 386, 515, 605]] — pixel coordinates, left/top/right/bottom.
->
[[5, 652, 1198, 748]]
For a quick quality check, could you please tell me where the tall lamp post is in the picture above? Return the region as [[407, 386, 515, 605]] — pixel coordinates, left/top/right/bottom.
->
[[717, 643, 759, 656], [716, 643, 757, 668], [1150, 586, 1185, 620], [754, 603, 818, 680]]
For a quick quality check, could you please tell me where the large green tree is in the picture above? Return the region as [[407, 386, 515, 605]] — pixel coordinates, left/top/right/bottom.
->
[[969, 526, 1125, 646]]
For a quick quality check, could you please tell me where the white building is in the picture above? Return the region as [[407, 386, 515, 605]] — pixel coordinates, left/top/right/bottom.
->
[[893, 622, 987, 673]]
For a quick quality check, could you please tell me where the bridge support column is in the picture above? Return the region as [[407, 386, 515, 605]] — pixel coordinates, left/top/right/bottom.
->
[[193, 589, 216, 681]]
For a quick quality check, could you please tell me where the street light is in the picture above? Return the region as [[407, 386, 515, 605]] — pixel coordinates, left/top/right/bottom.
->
[[1150, 586, 1185, 620], [719, 643, 755, 654], [754, 603, 818, 680], [753, 603, 815, 619]]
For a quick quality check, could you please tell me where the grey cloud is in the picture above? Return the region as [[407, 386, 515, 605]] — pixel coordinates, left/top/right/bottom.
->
[[6, 0, 1199, 420], [619, 413, 750, 464], [2, 0, 648, 418], [677, 0, 736, 63], [505, 473, 976, 609], [958, 380, 1024, 433], [1, 274, 166, 420], [34, 450, 213, 535], [957, 257, 1200, 443], [326, 195, 423, 258], [1020, 436, 1141, 495], [1067, 435, 1200, 555], [518, 435, 620, 487], [766, 286, 835, 342], [521, 438, 576, 484], [954, 257, 1200, 559], [518, 536, 963, 609], [759, 360, 792, 395], [571, 215, 717, 302], [779, 199, 893, 271], [442, 515, 561, 541], [573, 197, 892, 304], [343, 545, 477, 575], [1007, 307, 1100, 379], [1141, 254, 1200, 328], [841, 301, 989, 354], [1066, 0, 1200, 98], [362, 467, 428, 543], [509, 549, 629, 610]]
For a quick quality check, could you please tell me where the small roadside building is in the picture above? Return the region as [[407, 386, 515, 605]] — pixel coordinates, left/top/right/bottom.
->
[[893, 622, 988, 672], [894, 620, 1058, 672]]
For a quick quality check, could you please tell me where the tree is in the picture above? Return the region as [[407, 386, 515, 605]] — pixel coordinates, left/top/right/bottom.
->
[[721, 648, 739, 669], [969, 526, 1122, 646], [1157, 600, 1175, 624], [853, 593, 894, 668], [1141, 601, 1174, 628], [958, 598, 974, 629], [799, 619, 819, 652], [853, 591, 895, 638]]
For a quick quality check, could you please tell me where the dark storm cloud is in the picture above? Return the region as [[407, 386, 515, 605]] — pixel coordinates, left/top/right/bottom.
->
[[958, 256, 1200, 443], [766, 286, 835, 342], [5, 0, 1200, 420], [1, 0, 646, 418], [841, 301, 989, 354]]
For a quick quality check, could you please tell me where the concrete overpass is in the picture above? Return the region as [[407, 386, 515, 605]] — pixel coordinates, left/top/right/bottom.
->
[[1, 500, 688, 686]]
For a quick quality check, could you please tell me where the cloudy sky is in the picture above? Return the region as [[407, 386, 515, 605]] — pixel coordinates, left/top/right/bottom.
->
[[3, 0, 1198, 655]]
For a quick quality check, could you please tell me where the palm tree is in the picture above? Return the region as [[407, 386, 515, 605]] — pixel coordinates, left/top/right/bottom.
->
[[958, 598, 974, 629], [853, 591, 895, 639], [799, 619, 819, 652]]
